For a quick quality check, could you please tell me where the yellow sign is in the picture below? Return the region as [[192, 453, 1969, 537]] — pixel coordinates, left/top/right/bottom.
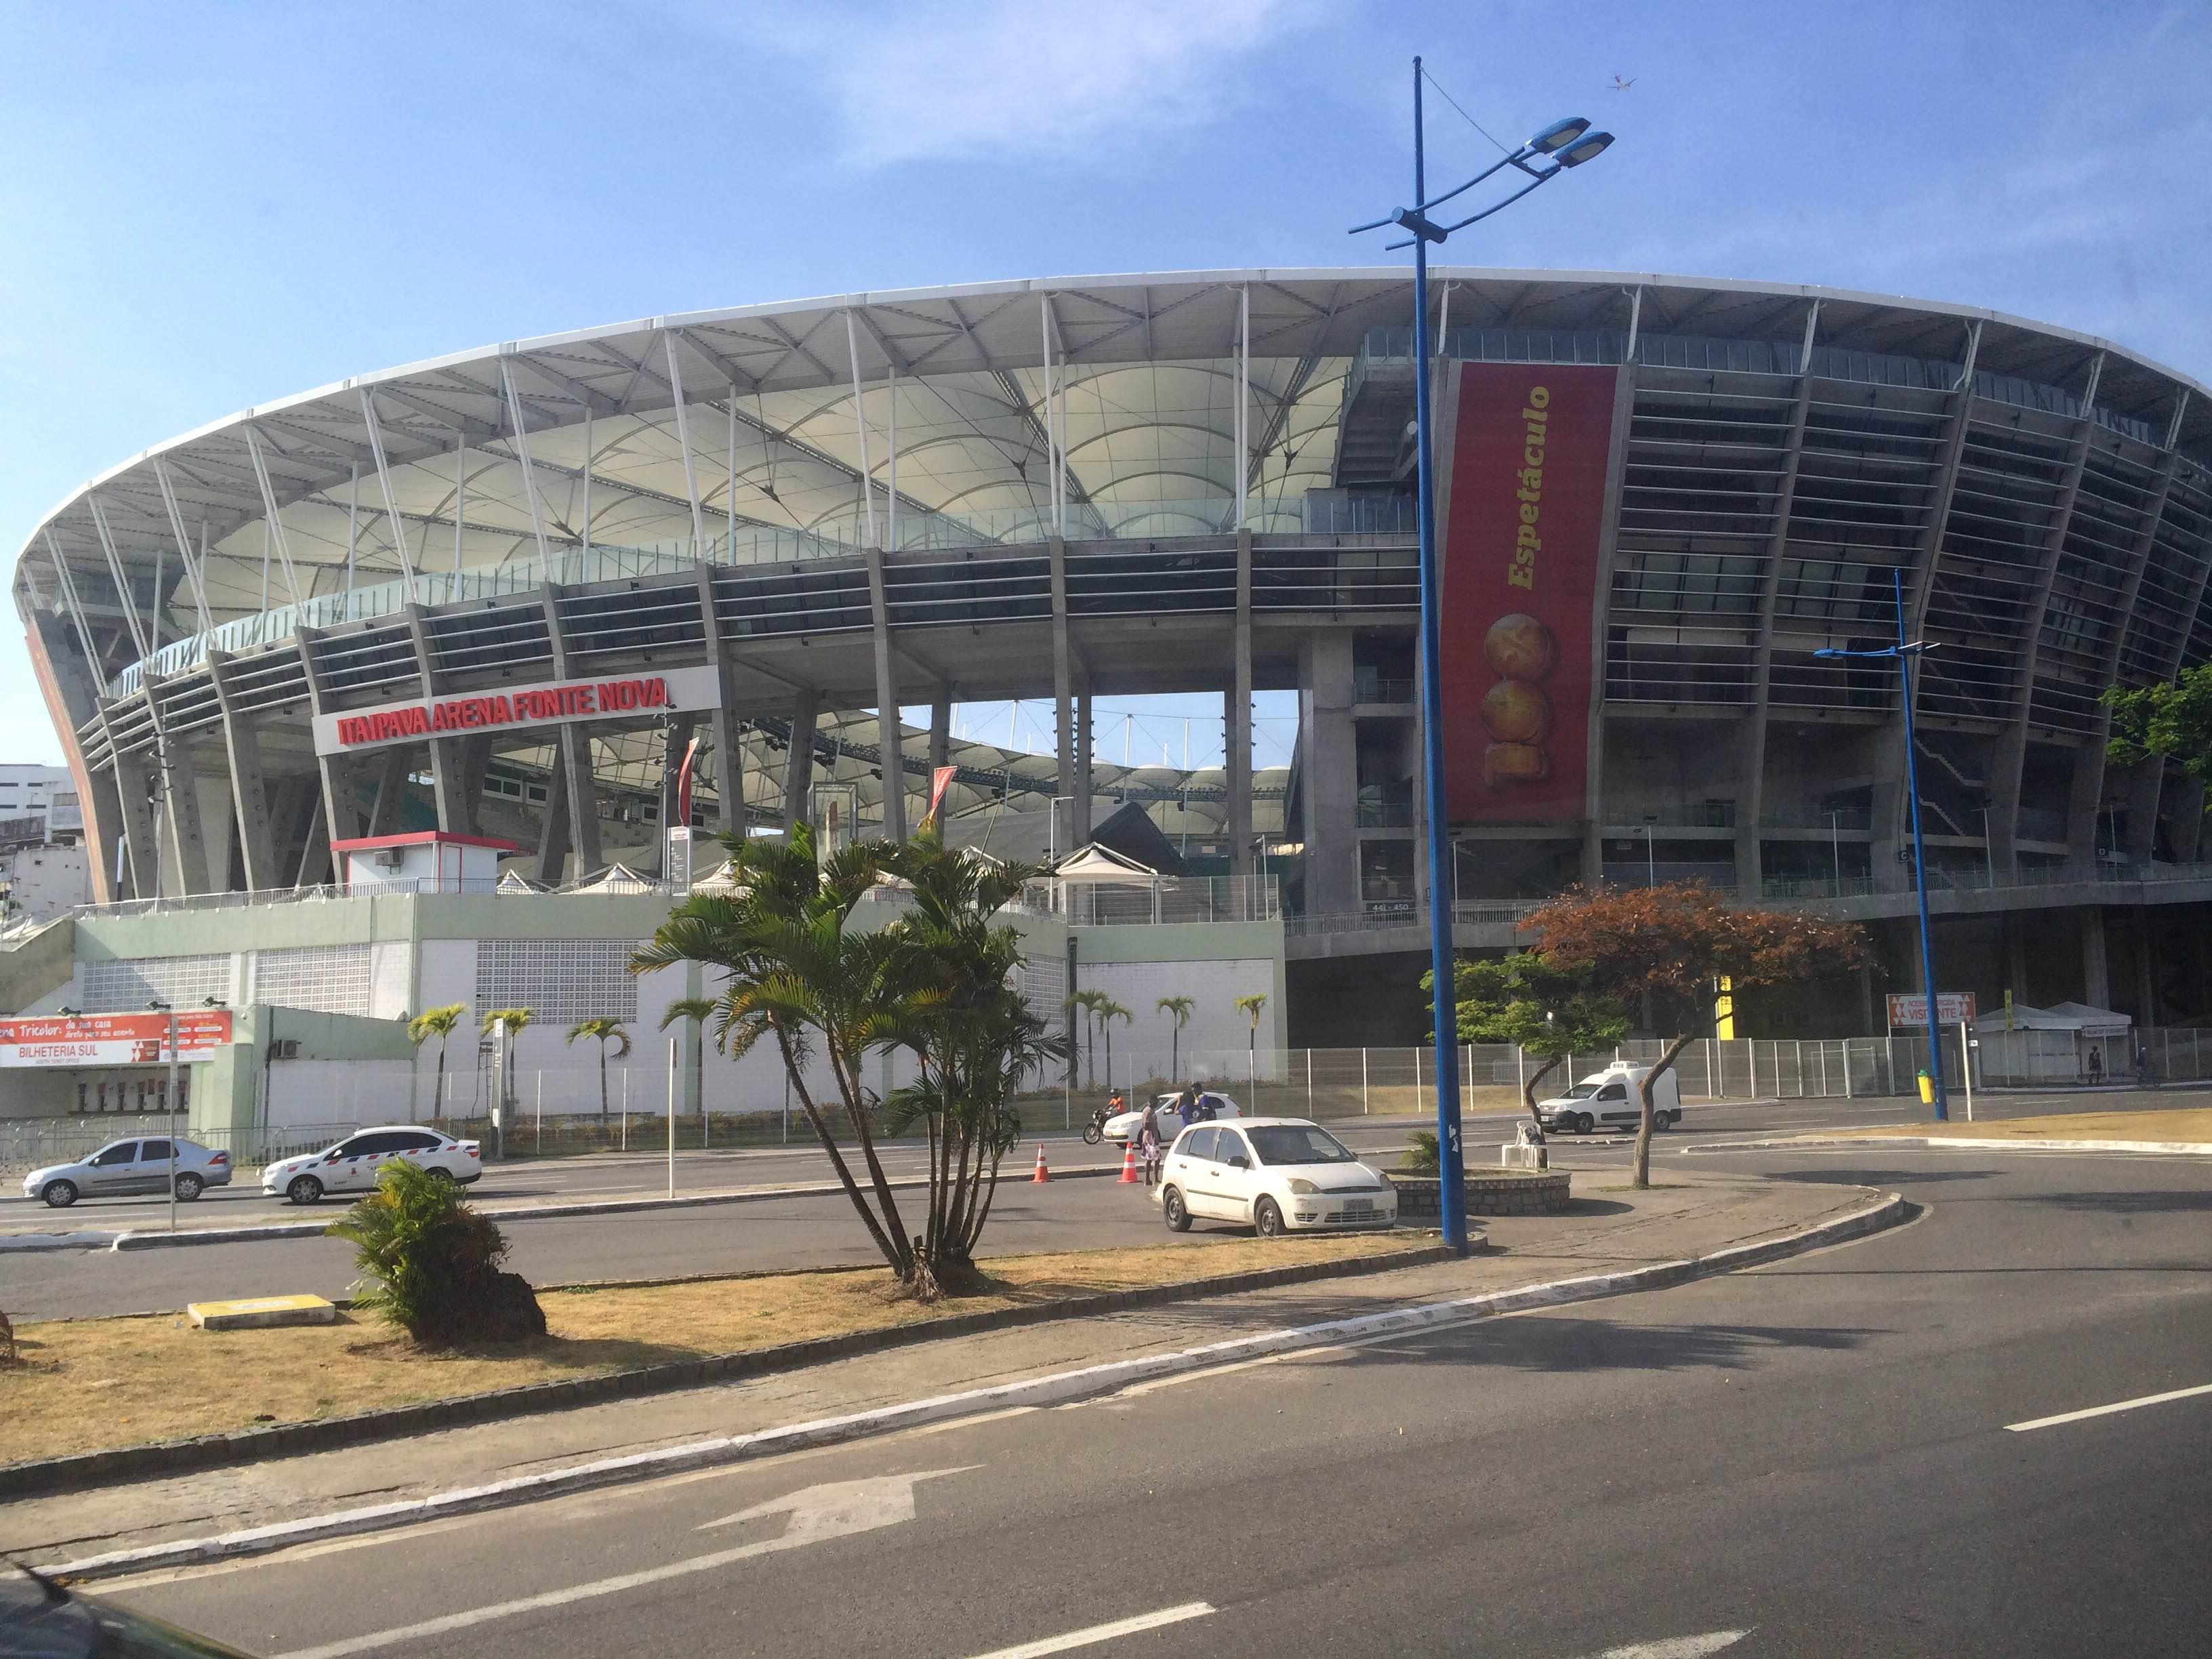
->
[[1713, 976, 1735, 1041], [188, 1294, 337, 1330]]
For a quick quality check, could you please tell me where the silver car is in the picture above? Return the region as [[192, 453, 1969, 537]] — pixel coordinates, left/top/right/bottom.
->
[[20, 1136, 234, 1208]]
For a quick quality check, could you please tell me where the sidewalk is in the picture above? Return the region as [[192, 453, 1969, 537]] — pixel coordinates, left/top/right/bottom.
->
[[0, 1169, 1881, 1569]]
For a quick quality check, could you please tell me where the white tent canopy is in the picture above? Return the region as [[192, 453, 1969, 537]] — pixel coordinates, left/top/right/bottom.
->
[[1050, 844, 1158, 880], [1973, 1000, 2133, 1038]]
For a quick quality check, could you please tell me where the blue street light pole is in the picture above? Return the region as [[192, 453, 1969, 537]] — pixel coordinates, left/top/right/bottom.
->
[[1351, 60, 1614, 1252], [1816, 568, 1949, 1121]]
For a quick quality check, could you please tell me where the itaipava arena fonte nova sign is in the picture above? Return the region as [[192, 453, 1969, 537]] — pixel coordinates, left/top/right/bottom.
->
[[312, 665, 724, 756]]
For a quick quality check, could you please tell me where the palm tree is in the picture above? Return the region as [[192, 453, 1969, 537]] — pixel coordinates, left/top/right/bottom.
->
[[1235, 992, 1267, 1085], [480, 1008, 533, 1114], [1156, 995, 1195, 1081], [635, 825, 924, 1286], [1063, 988, 1109, 1087], [565, 1018, 631, 1120], [1096, 998, 1132, 1092], [407, 1004, 467, 1121]]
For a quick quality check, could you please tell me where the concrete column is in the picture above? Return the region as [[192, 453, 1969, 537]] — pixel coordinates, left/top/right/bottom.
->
[[295, 628, 366, 845], [403, 604, 475, 836], [2120, 760, 2162, 865], [110, 740, 159, 899], [783, 685, 819, 833], [691, 563, 743, 842], [367, 750, 411, 837], [1074, 687, 1094, 842], [206, 649, 279, 890], [863, 545, 906, 843], [658, 714, 698, 865], [2134, 904, 2156, 1024], [2004, 912, 2028, 1007], [1581, 342, 1642, 888], [1868, 720, 1909, 875], [1229, 527, 1253, 878], [2081, 907, 2111, 1008], [928, 694, 951, 774], [144, 680, 211, 896], [454, 737, 493, 838], [1049, 535, 1075, 822], [2169, 776, 2207, 864], [536, 745, 571, 884], [539, 583, 603, 872], [1300, 631, 1359, 917]]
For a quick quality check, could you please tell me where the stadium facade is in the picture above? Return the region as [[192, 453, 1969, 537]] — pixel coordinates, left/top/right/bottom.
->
[[11, 267, 2212, 1119]]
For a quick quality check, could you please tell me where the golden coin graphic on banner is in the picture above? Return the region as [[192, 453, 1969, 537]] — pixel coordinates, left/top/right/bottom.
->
[[1482, 742, 1551, 790], [1483, 613, 1557, 681], [1481, 679, 1553, 744]]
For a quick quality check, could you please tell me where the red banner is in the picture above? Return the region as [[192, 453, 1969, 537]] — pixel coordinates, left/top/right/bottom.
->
[[0, 1010, 233, 1069], [1441, 363, 1619, 822]]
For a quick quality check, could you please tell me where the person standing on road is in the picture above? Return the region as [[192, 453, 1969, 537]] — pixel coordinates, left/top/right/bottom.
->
[[1176, 1083, 1202, 1128], [2087, 1047, 2104, 1086], [2135, 1044, 2152, 1087], [1137, 1100, 1166, 1187]]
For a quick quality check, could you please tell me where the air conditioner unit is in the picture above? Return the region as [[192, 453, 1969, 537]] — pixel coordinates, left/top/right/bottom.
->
[[272, 1038, 300, 1060], [371, 848, 405, 869]]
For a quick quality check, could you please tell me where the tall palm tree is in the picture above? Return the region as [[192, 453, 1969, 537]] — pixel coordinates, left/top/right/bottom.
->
[[407, 1004, 467, 1121], [872, 829, 1069, 1294], [1063, 989, 1109, 1087], [635, 826, 922, 1284], [1097, 998, 1132, 1092], [1235, 992, 1267, 1085], [480, 1008, 533, 1113], [565, 1018, 631, 1120], [1156, 995, 1195, 1081]]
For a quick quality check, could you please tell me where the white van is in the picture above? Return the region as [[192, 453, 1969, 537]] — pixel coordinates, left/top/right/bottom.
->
[[1535, 1063, 1681, 1134]]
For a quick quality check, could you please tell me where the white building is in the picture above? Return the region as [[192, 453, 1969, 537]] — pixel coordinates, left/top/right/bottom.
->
[[0, 764, 81, 844], [1, 842, 91, 923]]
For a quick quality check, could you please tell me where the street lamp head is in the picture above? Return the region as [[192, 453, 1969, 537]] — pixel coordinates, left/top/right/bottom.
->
[[1526, 116, 1592, 155], [146, 998, 171, 1012], [1553, 130, 1616, 168]]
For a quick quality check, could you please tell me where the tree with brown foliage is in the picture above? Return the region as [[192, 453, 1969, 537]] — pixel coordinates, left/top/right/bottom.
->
[[1520, 882, 1875, 1187]]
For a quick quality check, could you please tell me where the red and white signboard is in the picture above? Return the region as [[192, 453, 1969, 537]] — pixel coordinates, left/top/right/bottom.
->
[[1885, 993, 1977, 1028], [312, 665, 724, 756], [0, 1010, 234, 1068], [1439, 363, 1621, 823]]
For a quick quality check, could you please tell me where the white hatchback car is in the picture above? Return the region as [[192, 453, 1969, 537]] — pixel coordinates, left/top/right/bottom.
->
[[1156, 1116, 1398, 1237], [262, 1126, 483, 1205], [1103, 1091, 1240, 1145]]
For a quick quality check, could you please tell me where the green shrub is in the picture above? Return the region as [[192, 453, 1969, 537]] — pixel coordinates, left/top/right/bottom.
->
[[328, 1160, 544, 1346], [1404, 1130, 1440, 1175]]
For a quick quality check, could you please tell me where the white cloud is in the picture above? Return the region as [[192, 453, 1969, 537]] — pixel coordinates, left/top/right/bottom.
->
[[752, 0, 1327, 167]]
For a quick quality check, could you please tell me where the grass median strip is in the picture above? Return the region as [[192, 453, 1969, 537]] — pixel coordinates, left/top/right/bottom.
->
[[1831, 1108, 2212, 1144], [1, 1233, 1415, 1462]]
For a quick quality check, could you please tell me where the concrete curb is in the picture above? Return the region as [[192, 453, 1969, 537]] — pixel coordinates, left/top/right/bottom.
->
[[4, 1239, 1465, 1505], [40, 1191, 1904, 1581], [0, 1230, 119, 1254], [93, 1165, 1130, 1252], [1684, 1134, 2212, 1158]]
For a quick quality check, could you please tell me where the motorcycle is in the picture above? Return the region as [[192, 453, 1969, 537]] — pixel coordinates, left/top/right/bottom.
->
[[1082, 1101, 1121, 1145]]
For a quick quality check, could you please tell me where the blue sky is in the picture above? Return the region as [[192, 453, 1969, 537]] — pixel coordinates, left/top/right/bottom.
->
[[4, 0, 2206, 768]]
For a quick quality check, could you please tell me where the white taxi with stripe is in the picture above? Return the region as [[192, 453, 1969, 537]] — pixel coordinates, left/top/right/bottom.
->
[[262, 1126, 483, 1204]]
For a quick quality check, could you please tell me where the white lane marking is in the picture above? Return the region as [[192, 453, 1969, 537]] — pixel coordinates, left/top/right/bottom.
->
[[2006, 1381, 2212, 1433], [269, 1467, 975, 1659], [695, 1466, 973, 1533], [964, 1602, 1217, 1658], [1586, 1633, 1747, 1659]]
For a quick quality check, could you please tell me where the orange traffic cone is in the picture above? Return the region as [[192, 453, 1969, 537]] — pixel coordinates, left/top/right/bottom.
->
[[1118, 1143, 1139, 1183], [1032, 1144, 1052, 1183]]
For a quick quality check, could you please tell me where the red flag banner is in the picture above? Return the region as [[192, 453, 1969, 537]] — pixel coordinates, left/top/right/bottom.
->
[[1440, 363, 1620, 823], [925, 764, 958, 825]]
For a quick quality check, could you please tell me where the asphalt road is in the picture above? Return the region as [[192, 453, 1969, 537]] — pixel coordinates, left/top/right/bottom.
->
[[7, 1082, 2189, 1234], [91, 1143, 2212, 1657], [9, 1090, 2207, 1319]]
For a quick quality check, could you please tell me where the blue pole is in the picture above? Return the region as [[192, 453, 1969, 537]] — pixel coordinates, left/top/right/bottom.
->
[[1896, 567, 1950, 1120], [1409, 57, 1469, 1252]]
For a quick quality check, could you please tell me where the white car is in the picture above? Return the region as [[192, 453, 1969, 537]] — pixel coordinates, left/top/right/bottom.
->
[[262, 1126, 483, 1204], [1104, 1091, 1240, 1145], [1156, 1116, 1398, 1237]]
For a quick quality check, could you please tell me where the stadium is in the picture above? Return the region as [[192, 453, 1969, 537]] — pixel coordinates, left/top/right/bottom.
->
[[9, 268, 2212, 1136]]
